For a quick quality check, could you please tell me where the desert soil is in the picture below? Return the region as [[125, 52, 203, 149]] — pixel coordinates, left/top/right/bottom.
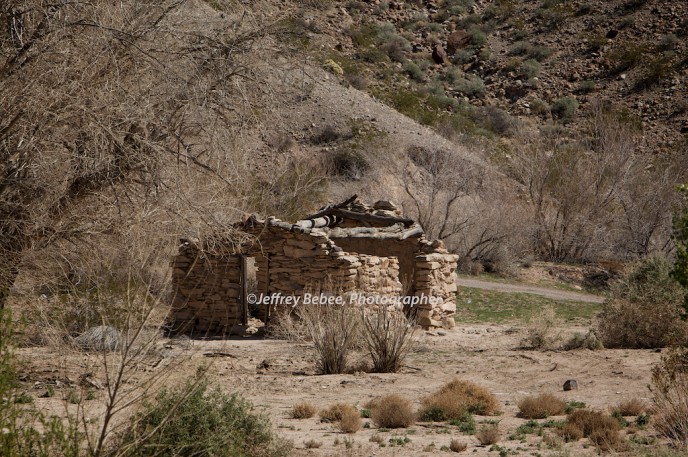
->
[[20, 320, 661, 456]]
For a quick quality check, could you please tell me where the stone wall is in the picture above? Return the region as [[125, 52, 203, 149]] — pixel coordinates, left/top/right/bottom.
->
[[413, 253, 459, 329], [170, 241, 243, 334], [170, 216, 459, 332], [327, 237, 419, 290]]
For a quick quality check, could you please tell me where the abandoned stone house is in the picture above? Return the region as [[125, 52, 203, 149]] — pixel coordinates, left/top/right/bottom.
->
[[170, 196, 459, 334]]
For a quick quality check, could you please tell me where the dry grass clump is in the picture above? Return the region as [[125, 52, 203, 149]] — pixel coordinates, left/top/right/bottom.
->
[[369, 394, 415, 428], [611, 398, 648, 416], [320, 402, 361, 433], [560, 409, 621, 450], [420, 378, 499, 420], [291, 402, 317, 419], [339, 406, 362, 433], [476, 424, 500, 445], [517, 393, 566, 419], [320, 403, 355, 422], [303, 439, 322, 449], [559, 422, 583, 441], [521, 305, 561, 349], [449, 438, 467, 452]]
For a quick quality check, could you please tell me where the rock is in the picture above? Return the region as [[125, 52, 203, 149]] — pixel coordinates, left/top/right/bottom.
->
[[74, 326, 122, 352], [432, 43, 449, 65], [563, 379, 578, 391], [447, 30, 470, 55], [606, 29, 619, 39]]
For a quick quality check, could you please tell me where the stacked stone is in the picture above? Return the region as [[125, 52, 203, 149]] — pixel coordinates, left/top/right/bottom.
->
[[171, 242, 242, 333], [355, 255, 403, 296], [413, 252, 459, 329]]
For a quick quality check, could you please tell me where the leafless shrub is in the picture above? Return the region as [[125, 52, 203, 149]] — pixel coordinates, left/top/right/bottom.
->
[[339, 406, 362, 433], [476, 424, 500, 445], [291, 402, 317, 419], [321, 403, 362, 433], [369, 394, 415, 428], [651, 347, 688, 445], [298, 302, 360, 374], [611, 399, 647, 416], [360, 305, 416, 373], [521, 305, 561, 349], [517, 393, 565, 419], [562, 409, 621, 450], [449, 439, 467, 452]]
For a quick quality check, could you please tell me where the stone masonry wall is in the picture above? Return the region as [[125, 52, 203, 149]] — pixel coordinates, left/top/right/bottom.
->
[[413, 253, 459, 329], [171, 241, 242, 333]]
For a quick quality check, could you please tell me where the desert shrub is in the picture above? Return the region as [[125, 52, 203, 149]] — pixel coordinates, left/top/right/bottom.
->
[[562, 409, 621, 449], [475, 424, 500, 445], [517, 393, 566, 419], [449, 438, 467, 452], [298, 302, 360, 374], [453, 74, 486, 98], [558, 421, 583, 441], [345, 72, 369, 90], [479, 106, 517, 136], [519, 59, 541, 79], [303, 439, 322, 449], [369, 395, 415, 428], [577, 80, 596, 94], [596, 256, 688, 349], [291, 402, 317, 419], [510, 41, 532, 56], [331, 148, 370, 180], [117, 375, 290, 457], [612, 399, 648, 417], [550, 96, 578, 123], [360, 305, 416, 373], [563, 331, 603, 350], [420, 379, 499, 420], [635, 53, 675, 90], [338, 405, 362, 433], [312, 125, 345, 144], [0, 311, 81, 457], [403, 60, 424, 82], [608, 43, 647, 74], [521, 305, 560, 349], [467, 26, 487, 47], [651, 347, 688, 444], [448, 412, 476, 434]]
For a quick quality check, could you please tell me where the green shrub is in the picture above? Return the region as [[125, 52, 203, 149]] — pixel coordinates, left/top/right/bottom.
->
[[453, 74, 486, 98], [577, 80, 596, 94], [468, 26, 487, 47], [550, 96, 578, 123], [119, 374, 290, 457], [403, 60, 424, 82], [519, 59, 541, 78], [608, 43, 647, 74], [596, 256, 688, 349]]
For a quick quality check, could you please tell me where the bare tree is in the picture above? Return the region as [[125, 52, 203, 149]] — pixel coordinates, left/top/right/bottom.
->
[[507, 103, 637, 262], [0, 1, 277, 307]]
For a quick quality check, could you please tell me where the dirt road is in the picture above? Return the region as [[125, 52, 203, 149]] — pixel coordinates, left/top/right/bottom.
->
[[456, 277, 605, 303]]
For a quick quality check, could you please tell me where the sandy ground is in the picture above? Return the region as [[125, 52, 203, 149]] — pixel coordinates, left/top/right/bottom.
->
[[18, 321, 663, 456]]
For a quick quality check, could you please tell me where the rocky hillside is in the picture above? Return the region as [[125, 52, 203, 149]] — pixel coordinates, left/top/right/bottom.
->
[[287, 0, 687, 154]]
